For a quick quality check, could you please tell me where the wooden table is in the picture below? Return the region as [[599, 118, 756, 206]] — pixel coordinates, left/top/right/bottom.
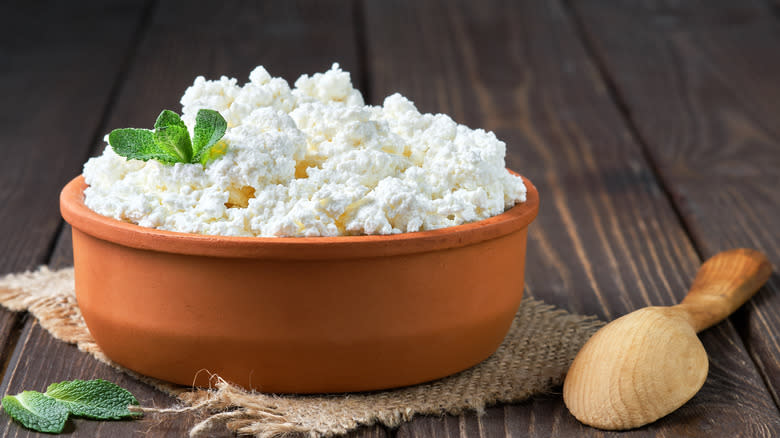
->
[[2, 0, 778, 436]]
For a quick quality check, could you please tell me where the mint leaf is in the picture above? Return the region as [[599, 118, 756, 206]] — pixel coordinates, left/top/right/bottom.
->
[[154, 124, 192, 163], [45, 379, 140, 420], [109, 128, 181, 164], [1, 380, 142, 434], [153, 109, 192, 162], [2, 391, 69, 433], [154, 109, 187, 131], [192, 109, 227, 165]]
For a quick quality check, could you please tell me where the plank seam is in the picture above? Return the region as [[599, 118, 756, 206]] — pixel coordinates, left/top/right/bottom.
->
[[735, 300, 780, 408], [0, 313, 28, 392], [352, 0, 373, 104], [42, 221, 65, 267], [768, 0, 780, 19], [559, 0, 705, 263], [82, 0, 159, 162]]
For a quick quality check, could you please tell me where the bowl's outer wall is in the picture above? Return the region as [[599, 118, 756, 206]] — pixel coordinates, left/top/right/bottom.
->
[[72, 227, 527, 393], [63, 174, 538, 393]]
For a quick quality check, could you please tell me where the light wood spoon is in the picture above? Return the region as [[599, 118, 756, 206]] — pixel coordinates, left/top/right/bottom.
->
[[563, 248, 772, 430]]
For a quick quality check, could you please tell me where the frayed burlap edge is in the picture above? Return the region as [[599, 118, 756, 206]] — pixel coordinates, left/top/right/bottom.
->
[[0, 266, 602, 437]]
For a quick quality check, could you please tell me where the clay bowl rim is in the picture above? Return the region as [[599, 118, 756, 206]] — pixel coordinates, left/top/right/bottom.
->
[[60, 172, 539, 260]]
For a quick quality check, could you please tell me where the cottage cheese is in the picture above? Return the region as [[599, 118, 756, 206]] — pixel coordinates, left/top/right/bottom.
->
[[82, 64, 526, 237]]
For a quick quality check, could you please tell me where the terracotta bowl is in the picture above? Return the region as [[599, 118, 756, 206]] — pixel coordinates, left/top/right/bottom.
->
[[60, 174, 539, 393]]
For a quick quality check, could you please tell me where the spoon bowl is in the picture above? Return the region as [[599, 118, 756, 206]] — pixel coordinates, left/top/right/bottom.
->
[[564, 306, 707, 429], [563, 249, 771, 430]]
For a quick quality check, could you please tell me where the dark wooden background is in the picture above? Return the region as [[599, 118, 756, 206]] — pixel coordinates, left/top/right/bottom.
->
[[1, 0, 778, 436]]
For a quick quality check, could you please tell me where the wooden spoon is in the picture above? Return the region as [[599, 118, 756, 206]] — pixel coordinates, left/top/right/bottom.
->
[[563, 248, 772, 430]]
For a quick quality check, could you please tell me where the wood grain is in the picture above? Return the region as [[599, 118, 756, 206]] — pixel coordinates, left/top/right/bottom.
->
[[0, 0, 149, 272], [570, 0, 780, 407], [364, 0, 780, 436]]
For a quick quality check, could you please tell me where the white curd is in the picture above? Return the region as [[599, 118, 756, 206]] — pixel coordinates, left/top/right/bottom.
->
[[83, 64, 526, 237]]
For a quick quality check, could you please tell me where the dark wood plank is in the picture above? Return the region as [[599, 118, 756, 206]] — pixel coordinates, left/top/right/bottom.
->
[[0, 0, 151, 424], [398, 393, 736, 438], [364, 0, 780, 436], [570, 0, 780, 407], [0, 0, 148, 272], [769, 0, 780, 17], [0, 0, 388, 437]]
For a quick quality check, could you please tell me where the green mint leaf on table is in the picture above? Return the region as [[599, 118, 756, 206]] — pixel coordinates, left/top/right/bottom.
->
[[1, 379, 141, 434], [108, 109, 227, 166], [2, 391, 69, 433], [192, 109, 228, 165], [45, 379, 140, 420]]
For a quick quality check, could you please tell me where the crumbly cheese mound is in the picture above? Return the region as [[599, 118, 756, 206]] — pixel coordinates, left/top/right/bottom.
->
[[83, 64, 526, 237]]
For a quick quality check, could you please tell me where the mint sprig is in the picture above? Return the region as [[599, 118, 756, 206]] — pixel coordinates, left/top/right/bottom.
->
[[109, 109, 227, 166], [2, 379, 141, 433]]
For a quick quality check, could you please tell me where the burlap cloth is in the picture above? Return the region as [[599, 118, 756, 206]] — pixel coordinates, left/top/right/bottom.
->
[[0, 267, 602, 437]]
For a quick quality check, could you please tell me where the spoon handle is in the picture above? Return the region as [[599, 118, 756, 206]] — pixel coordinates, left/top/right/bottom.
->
[[677, 248, 771, 333]]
